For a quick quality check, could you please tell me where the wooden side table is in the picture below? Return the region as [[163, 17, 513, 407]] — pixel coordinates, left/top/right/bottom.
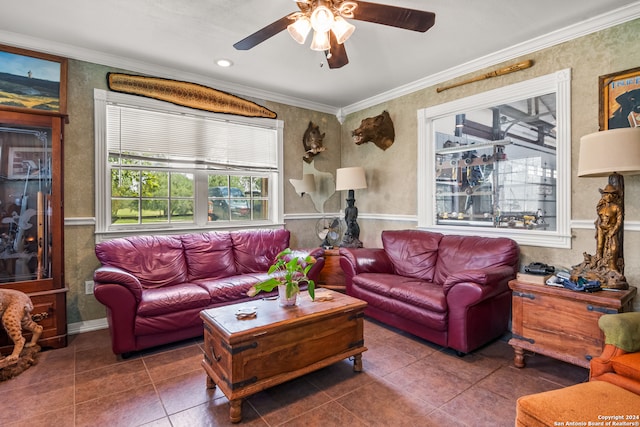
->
[[316, 248, 346, 292], [508, 280, 637, 369]]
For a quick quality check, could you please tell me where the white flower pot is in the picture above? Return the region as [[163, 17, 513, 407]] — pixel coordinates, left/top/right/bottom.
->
[[278, 284, 298, 307]]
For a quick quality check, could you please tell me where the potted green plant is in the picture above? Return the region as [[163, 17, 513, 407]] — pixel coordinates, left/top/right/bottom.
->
[[247, 248, 317, 306]]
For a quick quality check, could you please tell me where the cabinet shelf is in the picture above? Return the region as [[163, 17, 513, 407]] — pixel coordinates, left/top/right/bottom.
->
[[435, 137, 556, 231]]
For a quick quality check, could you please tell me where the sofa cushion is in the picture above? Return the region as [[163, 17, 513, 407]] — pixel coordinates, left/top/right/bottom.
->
[[181, 232, 237, 280], [95, 235, 188, 288], [389, 282, 447, 313], [351, 273, 397, 296], [195, 274, 275, 304], [231, 229, 289, 274], [382, 230, 442, 281], [611, 352, 640, 383], [138, 282, 212, 317], [353, 273, 446, 313], [350, 282, 447, 332], [433, 234, 519, 286]]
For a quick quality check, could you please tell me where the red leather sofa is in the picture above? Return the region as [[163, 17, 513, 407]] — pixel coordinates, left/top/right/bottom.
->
[[340, 229, 519, 354], [94, 229, 324, 356]]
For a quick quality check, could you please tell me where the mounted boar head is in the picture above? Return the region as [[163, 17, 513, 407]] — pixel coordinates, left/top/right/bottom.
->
[[302, 121, 326, 163]]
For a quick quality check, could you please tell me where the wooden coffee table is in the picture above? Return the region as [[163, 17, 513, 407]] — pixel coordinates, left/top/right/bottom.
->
[[200, 289, 367, 423]]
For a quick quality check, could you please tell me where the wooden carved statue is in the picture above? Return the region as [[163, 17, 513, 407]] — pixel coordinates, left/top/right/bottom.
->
[[571, 177, 628, 289], [302, 122, 326, 163], [340, 196, 363, 248], [0, 289, 43, 367], [351, 110, 395, 151]]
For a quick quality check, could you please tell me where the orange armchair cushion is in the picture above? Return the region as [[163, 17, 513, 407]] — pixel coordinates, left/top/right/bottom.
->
[[516, 381, 640, 427], [611, 352, 640, 383]]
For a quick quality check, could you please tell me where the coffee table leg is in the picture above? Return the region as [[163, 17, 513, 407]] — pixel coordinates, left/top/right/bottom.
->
[[230, 399, 242, 423], [353, 353, 363, 372]]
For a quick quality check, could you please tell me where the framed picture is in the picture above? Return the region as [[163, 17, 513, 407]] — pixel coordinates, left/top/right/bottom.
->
[[599, 66, 640, 130], [0, 44, 67, 114], [8, 147, 51, 179]]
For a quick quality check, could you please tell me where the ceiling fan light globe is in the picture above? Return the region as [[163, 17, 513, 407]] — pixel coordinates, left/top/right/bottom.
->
[[310, 30, 331, 51], [287, 17, 312, 44], [331, 16, 355, 44], [310, 5, 334, 33]]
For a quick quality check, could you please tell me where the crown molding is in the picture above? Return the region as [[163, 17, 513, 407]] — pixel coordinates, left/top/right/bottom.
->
[[0, 30, 339, 115], [1, 2, 638, 120], [341, 2, 640, 116]]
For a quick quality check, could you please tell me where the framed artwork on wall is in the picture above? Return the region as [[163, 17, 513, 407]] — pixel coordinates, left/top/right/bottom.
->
[[0, 44, 67, 115], [599, 66, 640, 130]]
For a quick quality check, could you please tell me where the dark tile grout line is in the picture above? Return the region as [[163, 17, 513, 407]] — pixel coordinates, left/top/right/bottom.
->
[[1, 321, 588, 426]]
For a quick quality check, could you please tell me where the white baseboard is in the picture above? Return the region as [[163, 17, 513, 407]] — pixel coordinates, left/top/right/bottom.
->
[[67, 318, 109, 335]]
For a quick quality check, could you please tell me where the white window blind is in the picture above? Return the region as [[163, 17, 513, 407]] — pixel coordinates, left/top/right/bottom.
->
[[94, 88, 285, 239], [106, 104, 278, 169]]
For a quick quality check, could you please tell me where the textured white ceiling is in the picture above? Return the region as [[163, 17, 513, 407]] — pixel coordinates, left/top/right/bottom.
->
[[0, 0, 638, 110]]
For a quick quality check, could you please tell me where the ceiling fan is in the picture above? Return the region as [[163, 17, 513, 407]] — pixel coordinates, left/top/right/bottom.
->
[[233, 0, 436, 69]]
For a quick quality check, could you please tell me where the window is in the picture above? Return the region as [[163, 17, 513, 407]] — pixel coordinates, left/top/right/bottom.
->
[[94, 89, 283, 238], [417, 69, 572, 248]]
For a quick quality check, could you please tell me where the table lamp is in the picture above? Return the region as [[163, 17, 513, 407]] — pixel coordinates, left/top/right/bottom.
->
[[570, 127, 640, 289], [335, 166, 367, 248]]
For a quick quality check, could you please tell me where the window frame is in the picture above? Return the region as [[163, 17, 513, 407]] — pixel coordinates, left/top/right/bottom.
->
[[417, 69, 572, 248], [94, 89, 284, 241]]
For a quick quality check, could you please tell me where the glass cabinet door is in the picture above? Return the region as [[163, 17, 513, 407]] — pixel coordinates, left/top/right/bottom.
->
[[0, 111, 62, 288], [0, 122, 52, 282]]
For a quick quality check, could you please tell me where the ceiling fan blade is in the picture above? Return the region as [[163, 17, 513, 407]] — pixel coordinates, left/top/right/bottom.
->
[[326, 31, 349, 69], [351, 1, 436, 32], [233, 15, 292, 50]]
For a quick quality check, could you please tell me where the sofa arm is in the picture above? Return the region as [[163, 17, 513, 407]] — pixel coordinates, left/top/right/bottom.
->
[[339, 248, 394, 277], [590, 344, 626, 380], [598, 312, 640, 353], [94, 266, 143, 303], [289, 248, 325, 282], [93, 282, 139, 355], [442, 265, 515, 295]]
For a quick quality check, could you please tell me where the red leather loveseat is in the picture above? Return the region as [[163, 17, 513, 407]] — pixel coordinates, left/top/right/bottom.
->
[[340, 229, 519, 354], [94, 229, 324, 356]]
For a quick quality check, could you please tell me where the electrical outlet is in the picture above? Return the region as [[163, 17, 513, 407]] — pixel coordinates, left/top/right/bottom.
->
[[85, 280, 94, 295]]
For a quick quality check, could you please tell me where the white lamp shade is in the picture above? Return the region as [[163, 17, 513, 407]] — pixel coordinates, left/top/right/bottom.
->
[[310, 30, 330, 51], [331, 16, 355, 44], [287, 17, 311, 44], [336, 167, 367, 191], [578, 127, 640, 177]]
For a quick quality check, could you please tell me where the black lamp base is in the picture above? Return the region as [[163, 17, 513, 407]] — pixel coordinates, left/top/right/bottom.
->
[[340, 189, 363, 248]]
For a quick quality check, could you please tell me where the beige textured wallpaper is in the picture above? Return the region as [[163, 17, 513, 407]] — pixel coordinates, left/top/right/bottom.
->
[[63, 19, 640, 324]]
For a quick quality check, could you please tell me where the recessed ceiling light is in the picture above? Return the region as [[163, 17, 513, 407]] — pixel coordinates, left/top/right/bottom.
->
[[216, 59, 233, 68]]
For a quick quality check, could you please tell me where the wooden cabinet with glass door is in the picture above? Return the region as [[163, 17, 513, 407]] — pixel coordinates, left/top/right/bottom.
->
[[0, 110, 66, 351]]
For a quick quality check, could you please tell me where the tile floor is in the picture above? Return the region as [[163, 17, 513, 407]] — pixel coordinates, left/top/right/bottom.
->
[[0, 319, 588, 426]]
